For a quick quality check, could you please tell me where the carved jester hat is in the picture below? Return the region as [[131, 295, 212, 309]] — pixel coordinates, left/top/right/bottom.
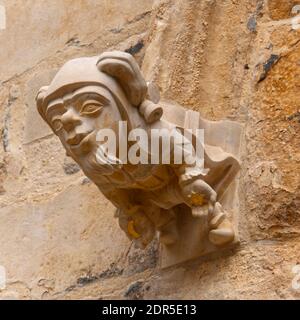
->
[[36, 51, 165, 178], [36, 51, 161, 132]]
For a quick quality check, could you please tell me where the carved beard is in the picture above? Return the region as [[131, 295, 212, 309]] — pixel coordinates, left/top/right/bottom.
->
[[79, 140, 123, 180]]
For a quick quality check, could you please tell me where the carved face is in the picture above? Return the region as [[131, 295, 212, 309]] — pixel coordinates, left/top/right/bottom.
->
[[45, 85, 122, 175]]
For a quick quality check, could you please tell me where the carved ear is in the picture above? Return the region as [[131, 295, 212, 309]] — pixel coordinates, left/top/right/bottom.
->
[[97, 51, 147, 107], [36, 86, 49, 119]]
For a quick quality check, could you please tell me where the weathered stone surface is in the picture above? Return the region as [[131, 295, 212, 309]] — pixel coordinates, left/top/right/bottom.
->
[[0, 182, 130, 299], [268, 0, 300, 20], [0, 0, 153, 81], [24, 69, 57, 144], [0, 0, 299, 300], [62, 157, 80, 175], [0, 0, 155, 299], [246, 42, 300, 241]]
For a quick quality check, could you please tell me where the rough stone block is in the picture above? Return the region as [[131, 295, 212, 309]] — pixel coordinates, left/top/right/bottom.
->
[[24, 70, 57, 144]]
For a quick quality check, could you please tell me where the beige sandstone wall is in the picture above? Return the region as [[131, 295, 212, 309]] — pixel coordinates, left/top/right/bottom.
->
[[0, 0, 299, 299]]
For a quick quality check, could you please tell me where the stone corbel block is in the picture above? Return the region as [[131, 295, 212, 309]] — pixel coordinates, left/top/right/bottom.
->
[[35, 51, 242, 267]]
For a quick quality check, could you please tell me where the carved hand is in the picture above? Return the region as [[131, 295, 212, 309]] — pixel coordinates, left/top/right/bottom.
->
[[180, 179, 217, 213]]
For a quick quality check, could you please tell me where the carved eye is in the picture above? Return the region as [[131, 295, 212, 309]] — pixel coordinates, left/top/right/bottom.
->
[[80, 100, 103, 116], [52, 118, 63, 133]]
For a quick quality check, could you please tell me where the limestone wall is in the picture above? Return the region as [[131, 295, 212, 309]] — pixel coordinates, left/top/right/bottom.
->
[[0, 0, 299, 299]]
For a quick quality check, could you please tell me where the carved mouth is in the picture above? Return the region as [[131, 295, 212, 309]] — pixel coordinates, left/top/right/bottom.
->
[[67, 131, 95, 152]]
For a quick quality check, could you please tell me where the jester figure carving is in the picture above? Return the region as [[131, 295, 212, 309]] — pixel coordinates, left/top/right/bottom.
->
[[36, 51, 241, 260]]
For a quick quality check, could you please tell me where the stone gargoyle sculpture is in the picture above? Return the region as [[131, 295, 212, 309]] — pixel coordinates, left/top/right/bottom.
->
[[36, 51, 241, 266]]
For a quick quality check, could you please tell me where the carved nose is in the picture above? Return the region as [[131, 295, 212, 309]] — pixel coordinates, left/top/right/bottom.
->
[[61, 108, 81, 132]]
